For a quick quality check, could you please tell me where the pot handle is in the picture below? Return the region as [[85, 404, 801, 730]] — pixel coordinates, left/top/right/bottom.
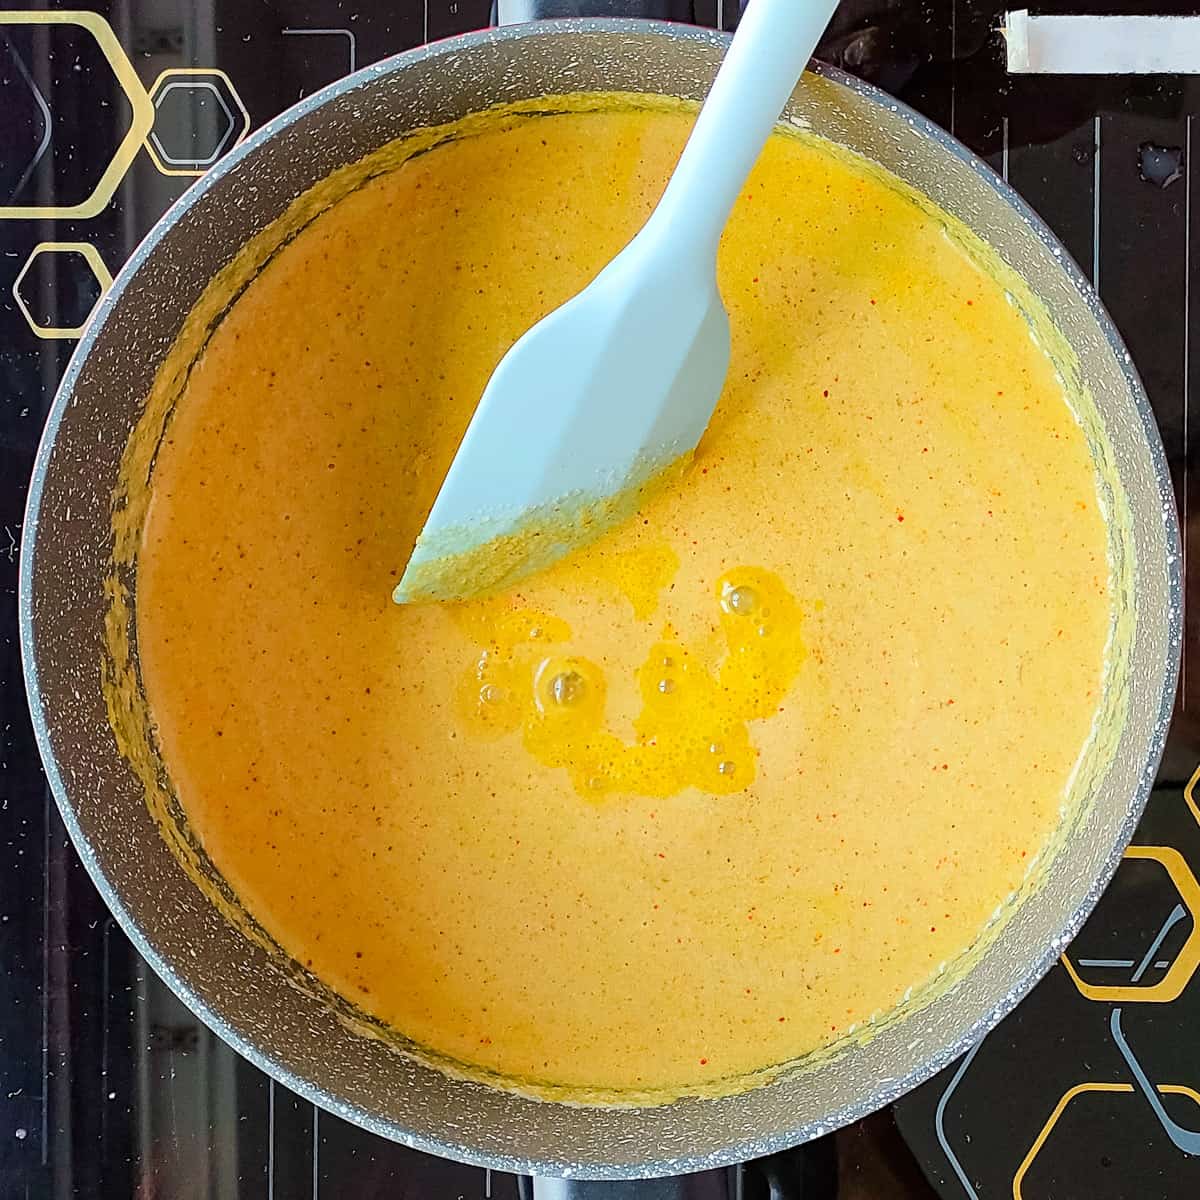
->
[[495, 1, 694, 22], [530, 1172, 731, 1199]]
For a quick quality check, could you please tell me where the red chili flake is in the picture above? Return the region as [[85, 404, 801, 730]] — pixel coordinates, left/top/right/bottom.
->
[[966, 299, 974, 306], [930, 926, 937, 933], [699, 1058, 708, 1065], [897, 512, 905, 522], [656, 852, 666, 859], [752, 276, 759, 283], [778, 1016, 787, 1023], [870, 298, 877, 305], [822, 389, 829, 397], [833, 947, 842, 954]]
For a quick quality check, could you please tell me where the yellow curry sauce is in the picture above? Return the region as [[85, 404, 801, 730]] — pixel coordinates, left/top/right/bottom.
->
[[133, 101, 1111, 1099]]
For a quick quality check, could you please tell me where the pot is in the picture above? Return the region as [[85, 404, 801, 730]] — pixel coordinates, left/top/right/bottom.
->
[[19, 1, 1181, 1194]]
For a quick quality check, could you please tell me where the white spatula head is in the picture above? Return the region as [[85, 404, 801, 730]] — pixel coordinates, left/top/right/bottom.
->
[[393, 244, 730, 604], [394, 0, 838, 604]]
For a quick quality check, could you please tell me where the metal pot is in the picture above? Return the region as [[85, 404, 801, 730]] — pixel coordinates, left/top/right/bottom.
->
[[19, 1, 1181, 1194]]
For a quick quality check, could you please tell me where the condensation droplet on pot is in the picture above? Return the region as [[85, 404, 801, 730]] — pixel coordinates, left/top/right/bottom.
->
[[550, 671, 585, 706], [479, 684, 507, 705], [709, 742, 724, 756], [718, 760, 736, 777], [657, 678, 675, 695]]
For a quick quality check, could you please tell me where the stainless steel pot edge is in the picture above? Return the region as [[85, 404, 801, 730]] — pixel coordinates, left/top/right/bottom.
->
[[18, 17, 1182, 1179]]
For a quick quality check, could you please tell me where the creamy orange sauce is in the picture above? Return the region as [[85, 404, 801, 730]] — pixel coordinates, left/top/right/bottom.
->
[[134, 100, 1111, 1100]]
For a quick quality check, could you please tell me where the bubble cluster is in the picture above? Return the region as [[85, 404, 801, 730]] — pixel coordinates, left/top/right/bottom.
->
[[455, 566, 806, 800]]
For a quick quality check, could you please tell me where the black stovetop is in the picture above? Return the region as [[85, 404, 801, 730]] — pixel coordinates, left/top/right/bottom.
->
[[2, 2, 1199, 1197]]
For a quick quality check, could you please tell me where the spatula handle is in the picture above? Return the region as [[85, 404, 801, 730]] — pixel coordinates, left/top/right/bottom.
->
[[651, 0, 840, 259]]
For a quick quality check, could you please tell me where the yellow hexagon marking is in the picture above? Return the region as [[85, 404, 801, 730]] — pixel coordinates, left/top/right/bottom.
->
[[13, 242, 113, 339], [143, 68, 251, 177], [1013, 1081, 1200, 1199], [1184, 761, 1200, 828], [1060, 845, 1200, 1003], [0, 11, 155, 220]]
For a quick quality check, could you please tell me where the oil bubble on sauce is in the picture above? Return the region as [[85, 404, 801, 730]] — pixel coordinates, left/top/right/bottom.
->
[[452, 565, 807, 799], [721, 584, 759, 615], [550, 670, 586, 707]]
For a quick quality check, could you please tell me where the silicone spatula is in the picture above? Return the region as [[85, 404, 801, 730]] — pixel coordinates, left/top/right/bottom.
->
[[394, 0, 839, 604]]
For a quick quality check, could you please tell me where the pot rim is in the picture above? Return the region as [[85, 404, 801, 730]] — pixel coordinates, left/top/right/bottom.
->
[[19, 16, 1182, 1180]]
